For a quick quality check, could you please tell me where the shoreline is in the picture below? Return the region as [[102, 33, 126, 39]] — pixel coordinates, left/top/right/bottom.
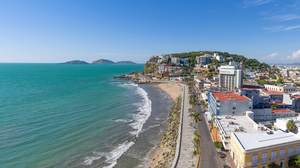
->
[[139, 83, 183, 168]]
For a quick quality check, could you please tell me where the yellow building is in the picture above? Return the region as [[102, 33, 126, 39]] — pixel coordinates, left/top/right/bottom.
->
[[231, 131, 300, 168]]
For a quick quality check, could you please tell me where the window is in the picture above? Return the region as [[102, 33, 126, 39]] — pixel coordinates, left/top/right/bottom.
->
[[272, 151, 276, 159], [262, 164, 267, 168], [281, 149, 284, 156], [233, 111, 235, 114], [280, 160, 284, 167], [297, 146, 300, 153], [289, 147, 293, 154], [252, 155, 257, 163], [233, 107, 236, 110], [249, 107, 252, 109], [262, 153, 267, 160]]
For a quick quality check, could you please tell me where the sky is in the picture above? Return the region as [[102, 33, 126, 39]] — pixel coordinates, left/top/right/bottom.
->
[[0, 0, 300, 64]]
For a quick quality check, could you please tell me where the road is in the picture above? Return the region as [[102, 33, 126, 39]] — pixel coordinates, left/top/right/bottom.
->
[[191, 87, 223, 168]]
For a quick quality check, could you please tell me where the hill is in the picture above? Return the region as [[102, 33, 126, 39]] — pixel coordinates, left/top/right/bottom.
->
[[170, 51, 269, 71], [92, 59, 115, 64], [59, 60, 89, 64], [115, 61, 136, 64]]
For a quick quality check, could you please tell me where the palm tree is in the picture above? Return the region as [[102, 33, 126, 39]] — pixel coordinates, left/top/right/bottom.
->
[[287, 119, 297, 132], [193, 112, 201, 123]]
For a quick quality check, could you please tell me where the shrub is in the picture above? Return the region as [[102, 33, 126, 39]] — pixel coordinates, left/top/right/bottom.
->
[[214, 141, 223, 148]]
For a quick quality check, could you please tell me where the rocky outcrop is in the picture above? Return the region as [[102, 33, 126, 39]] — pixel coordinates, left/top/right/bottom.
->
[[59, 60, 89, 64], [92, 59, 115, 64]]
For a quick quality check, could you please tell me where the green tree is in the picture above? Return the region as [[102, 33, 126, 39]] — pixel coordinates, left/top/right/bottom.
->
[[270, 104, 277, 111], [210, 113, 215, 132], [207, 73, 213, 80], [192, 112, 201, 123], [287, 119, 297, 132], [288, 155, 300, 167], [268, 163, 281, 168]]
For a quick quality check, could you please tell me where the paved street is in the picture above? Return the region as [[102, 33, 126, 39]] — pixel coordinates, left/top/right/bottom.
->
[[191, 87, 223, 168]]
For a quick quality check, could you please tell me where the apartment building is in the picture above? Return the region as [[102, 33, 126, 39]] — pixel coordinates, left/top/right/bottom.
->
[[208, 91, 253, 116], [264, 84, 296, 93], [219, 61, 243, 91]]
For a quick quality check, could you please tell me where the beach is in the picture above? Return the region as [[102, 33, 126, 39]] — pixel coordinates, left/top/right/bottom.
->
[[143, 83, 183, 168], [157, 83, 183, 101]]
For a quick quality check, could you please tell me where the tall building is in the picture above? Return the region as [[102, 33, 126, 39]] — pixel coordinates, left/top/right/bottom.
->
[[219, 61, 243, 90]]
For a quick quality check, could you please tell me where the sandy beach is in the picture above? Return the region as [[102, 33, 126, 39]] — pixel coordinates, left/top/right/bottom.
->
[[145, 83, 183, 168], [157, 83, 183, 101]]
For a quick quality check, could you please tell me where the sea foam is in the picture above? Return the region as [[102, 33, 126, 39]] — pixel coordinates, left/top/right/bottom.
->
[[82, 83, 152, 167]]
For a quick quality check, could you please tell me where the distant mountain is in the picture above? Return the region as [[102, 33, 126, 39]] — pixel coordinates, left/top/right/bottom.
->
[[115, 61, 136, 64], [59, 60, 89, 64], [92, 59, 115, 64]]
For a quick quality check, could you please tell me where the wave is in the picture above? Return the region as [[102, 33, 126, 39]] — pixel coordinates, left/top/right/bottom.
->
[[129, 86, 152, 136], [103, 141, 135, 168], [112, 119, 133, 123], [82, 83, 152, 167]]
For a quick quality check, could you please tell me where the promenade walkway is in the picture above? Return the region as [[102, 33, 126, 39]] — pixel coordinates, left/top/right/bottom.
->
[[175, 85, 198, 168]]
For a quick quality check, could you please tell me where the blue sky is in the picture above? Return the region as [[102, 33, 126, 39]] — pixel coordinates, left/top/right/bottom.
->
[[0, 0, 300, 64]]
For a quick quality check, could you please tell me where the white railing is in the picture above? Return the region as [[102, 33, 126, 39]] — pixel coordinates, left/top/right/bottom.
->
[[245, 151, 300, 166]]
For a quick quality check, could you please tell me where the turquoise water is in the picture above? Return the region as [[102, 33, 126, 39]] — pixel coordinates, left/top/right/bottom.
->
[[0, 64, 157, 168]]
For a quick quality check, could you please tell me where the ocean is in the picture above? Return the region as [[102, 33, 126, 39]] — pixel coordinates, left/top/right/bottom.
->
[[0, 64, 173, 168]]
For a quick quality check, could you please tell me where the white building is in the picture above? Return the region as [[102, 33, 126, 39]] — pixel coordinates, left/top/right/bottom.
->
[[171, 57, 180, 64], [264, 84, 296, 93], [213, 53, 223, 62], [219, 61, 243, 91]]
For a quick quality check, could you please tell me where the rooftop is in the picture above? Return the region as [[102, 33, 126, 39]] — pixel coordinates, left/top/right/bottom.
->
[[262, 91, 284, 95], [258, 103, 289, 105], [233, 131, 300, 151], [272, 109, 293, 113], [292, 95, 300, 99], [211, 92, 250, 101], [216, 115, 266, 137]]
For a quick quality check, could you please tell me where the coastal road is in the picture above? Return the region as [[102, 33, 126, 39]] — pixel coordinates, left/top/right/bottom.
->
[[192, 87, 223, 168]]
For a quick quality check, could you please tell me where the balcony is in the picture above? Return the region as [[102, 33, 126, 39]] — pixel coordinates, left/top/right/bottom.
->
[[244, 151, 300, 167]]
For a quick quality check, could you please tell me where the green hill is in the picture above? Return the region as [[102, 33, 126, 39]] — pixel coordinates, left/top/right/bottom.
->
[[92, 59, 115, 64], [59, 60, 89, 64], [170, 51, 269, 71]]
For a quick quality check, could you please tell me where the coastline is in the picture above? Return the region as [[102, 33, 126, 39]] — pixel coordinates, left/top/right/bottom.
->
[[140, 83, 183, 168]]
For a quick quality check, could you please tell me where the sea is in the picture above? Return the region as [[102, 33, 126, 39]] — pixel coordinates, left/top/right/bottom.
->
[[0, 64, 173, 168]]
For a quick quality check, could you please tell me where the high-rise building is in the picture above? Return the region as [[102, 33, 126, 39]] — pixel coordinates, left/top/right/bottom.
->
[[219, 61, 243, 90]]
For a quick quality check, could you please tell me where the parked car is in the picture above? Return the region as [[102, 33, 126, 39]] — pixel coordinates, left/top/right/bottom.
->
[[218, 152, 226, 158], [223, 165, 231, 168]]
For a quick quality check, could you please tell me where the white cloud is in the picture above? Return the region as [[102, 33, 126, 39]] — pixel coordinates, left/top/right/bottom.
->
[[263, 24, 300, 32], [265, 14, 300, 21], [285, 25, 300, 30], [287, 49, 300, 60], [243, 0, 273, 8], [263, 52, 277, 60]]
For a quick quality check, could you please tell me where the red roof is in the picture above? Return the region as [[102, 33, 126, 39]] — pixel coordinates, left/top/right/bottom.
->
[[292, 95, 300, 99], [262, 91, 284, 95], [271, 109, 293, 113], [258, 103, 289, 105], [211, 92, 251, 101], [234, 88, 255, 91]]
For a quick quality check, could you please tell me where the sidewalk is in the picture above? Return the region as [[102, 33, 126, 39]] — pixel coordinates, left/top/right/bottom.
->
[[176, 85, 198, 168]]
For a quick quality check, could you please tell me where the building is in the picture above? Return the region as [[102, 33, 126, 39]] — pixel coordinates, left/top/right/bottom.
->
[[171, 57, 180, 64], [214, 114, 265, 149], [196, 54, 211, 65], [194, 79, 204, 89], [231, 130, 300, 168], [180, 58, 189, 66], [158, 65, 165, 73], [213, 53, 224, 62], [264, 84, 296, 93], [219, 61, 243, 91], [208, 91, 253, 116]]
